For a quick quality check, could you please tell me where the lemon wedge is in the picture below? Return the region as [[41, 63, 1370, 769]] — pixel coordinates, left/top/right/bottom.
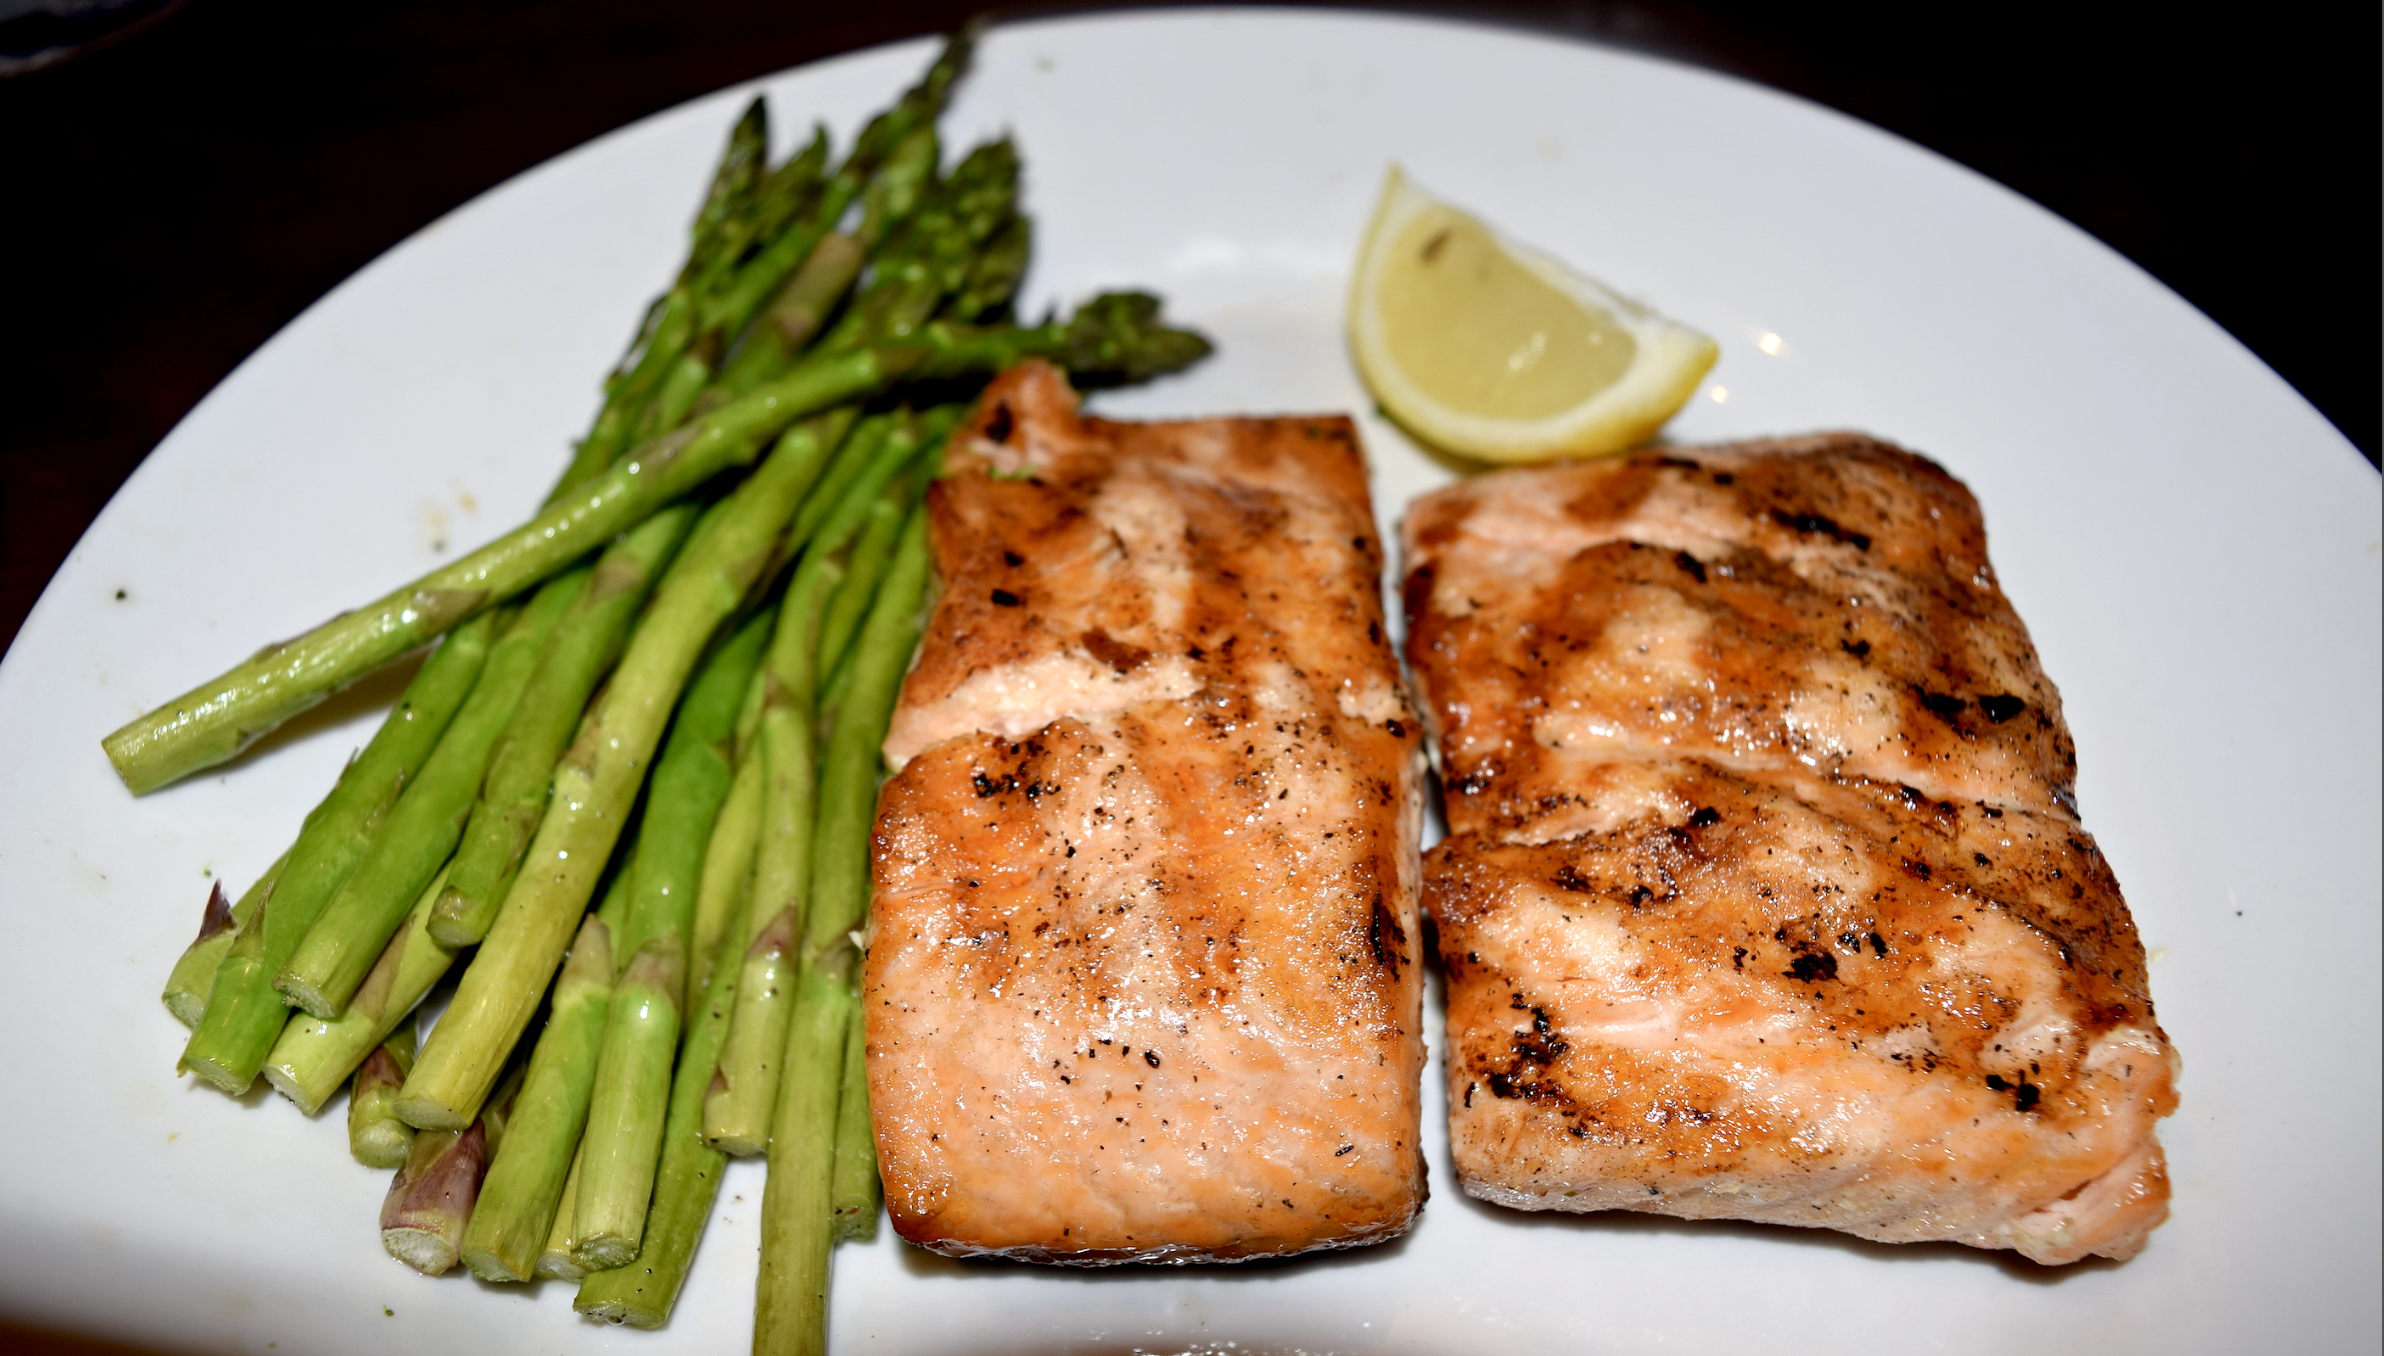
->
[[1348, 167, 1717, 463]]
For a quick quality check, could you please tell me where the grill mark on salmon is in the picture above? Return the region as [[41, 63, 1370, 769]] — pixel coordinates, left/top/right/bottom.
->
[[867, 362, 1427, 1263], [1403, 435, 2177, 1265]]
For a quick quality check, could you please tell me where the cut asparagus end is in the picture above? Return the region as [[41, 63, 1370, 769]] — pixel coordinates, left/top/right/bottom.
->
[[162, 879, 240, 1027], [570, 936, 686, 1270], [535, 1145, 590, 1282], [348, 1032, 419, 1169], [459, 913, 616, 1283], [702, 905, 800, 1156]]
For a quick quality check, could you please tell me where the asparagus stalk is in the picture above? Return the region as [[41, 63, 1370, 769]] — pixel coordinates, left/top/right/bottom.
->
[[945, 212, 1032, 324], [575, 890, 750, 1325], [814, 483, 908, 683], [706, 413, 933, 1152], [105, 289, 1204, 795], [572, 610, 770, 1268], [754, 507, 931, 1356], [430, 510, 696, 947], [458, 911, 616, 1283], [713, 232, 868, 398], [396, 411, 857, 1132], [279, 583, 577, 1018], [817, 139, 1019, 356], [685, 98, 770, 275], [262, 862, 457, 1116], [178, 616, 494, 1093], [828, 999, 880, 1242], [162, 856, 285, 1027], [753, 966, 854, 1356], [689, 749, 763, 1009], [702, 556, 836, 1156], [537, 1146, 591, 1282], [567, 102, 777, 488], [348, 1026, 418, 1170], [381, 1062, 525, 1276]]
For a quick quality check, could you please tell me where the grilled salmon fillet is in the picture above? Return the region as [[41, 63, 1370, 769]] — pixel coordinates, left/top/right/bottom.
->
[[866, 362, 1428, 1263], [1404, 435, 2178, 1265]]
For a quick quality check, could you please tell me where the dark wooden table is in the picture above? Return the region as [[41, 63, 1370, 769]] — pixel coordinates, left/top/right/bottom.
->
[[0, 2, 2373, 1349]]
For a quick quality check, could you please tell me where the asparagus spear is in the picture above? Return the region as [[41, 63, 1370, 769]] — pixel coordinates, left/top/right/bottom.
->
[[458, 911, 616, 1283], [754, 507, 931, 1356], [689, 748, 763, 1010], [178, 615, 494, 1093], [572, 610, 770, 1268], [567, 102, 777, 489], [348, 1026, 418, 1170], [705, 413, 936, 1153], [574, 886, 750, 1325], [816, 139, 1020, 356], [430, 510, 696, 947], [685, 98, 770, 272], [279, 582, 577, 1018], [814, 482, 908, 683], [105, 290, 1205, 795], [396, 411, 856, 1132], [537, 1146, 591, 1282], [381, 1062, 525, 1276], [754, 966, 854, 1356], [261, 862, 457, 1116], [828, 1000, 880, 1242], [702, 557, 835, 1157], [162, 856, 285, 1027], [712, 233, 867, 398]]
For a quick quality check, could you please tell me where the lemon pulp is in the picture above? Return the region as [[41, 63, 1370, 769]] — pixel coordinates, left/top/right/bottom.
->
[[1347, 166, 1717, 463], [1381, 206, 1638, 421]]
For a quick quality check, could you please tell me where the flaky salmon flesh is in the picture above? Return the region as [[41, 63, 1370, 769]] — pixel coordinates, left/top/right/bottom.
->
[[865, 362, 1428, 1263], [1403, 435, 2178, 1265]]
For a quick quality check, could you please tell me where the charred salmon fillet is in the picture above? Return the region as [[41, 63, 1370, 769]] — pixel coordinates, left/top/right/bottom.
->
[[1403, 435, 2178, 1265], [866, 362, 1428, 1263]]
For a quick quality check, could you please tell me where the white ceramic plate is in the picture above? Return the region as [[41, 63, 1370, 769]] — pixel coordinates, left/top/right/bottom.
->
[[1, 11, 2376, 1354]]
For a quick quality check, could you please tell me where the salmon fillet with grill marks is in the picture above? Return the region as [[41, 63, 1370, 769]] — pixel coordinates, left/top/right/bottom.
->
[[1403, 435, 2178, 1265], [866, 362, 1427, 1263]]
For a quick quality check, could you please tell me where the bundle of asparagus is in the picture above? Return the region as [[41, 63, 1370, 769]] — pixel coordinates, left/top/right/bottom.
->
[[130, 26, 1209, 1356]]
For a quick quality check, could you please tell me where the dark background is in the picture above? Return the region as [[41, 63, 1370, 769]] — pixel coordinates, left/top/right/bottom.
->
[[3, 1, 2377, 673], [0, 3, 2374, 1350]]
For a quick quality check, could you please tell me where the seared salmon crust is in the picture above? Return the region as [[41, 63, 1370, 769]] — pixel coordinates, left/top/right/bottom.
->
[[1403, 436, 2178, 1265], [866, 362, 1428, 1264]]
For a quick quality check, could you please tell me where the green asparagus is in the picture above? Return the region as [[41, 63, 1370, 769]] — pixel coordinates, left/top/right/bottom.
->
[[180, 615, 494, 1093], [431, 511, 694, 948], [396, 411, 855, 1132], [754, 506, 932, 1356], [573, 610, 770, 1268], [261, 862, 457, 1116], [348, 1026, 418, 1170], [458, 911, 616, 1283], [279, 583, 575, 1018]]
